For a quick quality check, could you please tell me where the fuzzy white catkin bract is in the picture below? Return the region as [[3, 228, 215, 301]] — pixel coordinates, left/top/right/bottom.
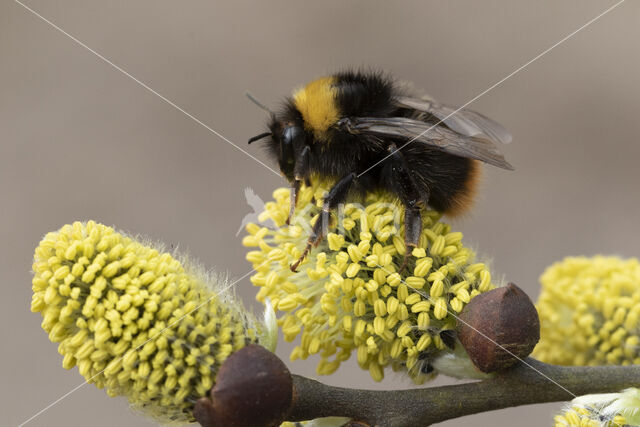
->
[[553, 388, 640, 427]]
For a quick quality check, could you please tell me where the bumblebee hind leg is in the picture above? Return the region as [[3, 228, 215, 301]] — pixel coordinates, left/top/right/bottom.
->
[[403, 207, 422, 270], [290, 172, 356, 272], [385, 144, 429, 272]]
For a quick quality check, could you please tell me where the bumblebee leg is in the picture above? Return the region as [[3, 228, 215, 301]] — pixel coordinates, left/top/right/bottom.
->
[[294, 145, 311, 182], [386, 144, 427, 272], [286, 146, 311, 225], [291, 172, 356, 272], [305, 178, 316, 205], [402, 207, 422, 271], [286, 180, 301, 226]]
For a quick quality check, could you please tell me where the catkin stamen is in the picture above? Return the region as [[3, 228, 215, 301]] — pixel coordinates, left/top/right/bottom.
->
[[244, 183, 496, 383]]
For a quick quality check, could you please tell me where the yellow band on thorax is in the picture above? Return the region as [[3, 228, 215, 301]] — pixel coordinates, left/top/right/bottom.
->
[[293, 76, 339, 138]]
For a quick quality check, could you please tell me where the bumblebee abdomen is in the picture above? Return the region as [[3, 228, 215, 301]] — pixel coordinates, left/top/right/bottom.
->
[[394, 144, 480, 217], [427, 158, 481, 217]]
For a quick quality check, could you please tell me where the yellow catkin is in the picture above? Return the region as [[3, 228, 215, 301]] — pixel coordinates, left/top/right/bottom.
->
[[534, 256, 640, 366], [244, 183, 496, 383], [32, 221, 261, 423]]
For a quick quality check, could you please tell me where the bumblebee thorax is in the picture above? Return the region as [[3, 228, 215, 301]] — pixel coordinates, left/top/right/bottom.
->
[[293, 76, 339, 140]]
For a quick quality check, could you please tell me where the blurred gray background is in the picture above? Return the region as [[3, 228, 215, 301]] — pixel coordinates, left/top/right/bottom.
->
[[2, 1, 639, 425]]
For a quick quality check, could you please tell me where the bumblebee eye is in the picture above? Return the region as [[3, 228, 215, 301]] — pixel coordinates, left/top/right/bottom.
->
[[282, 126, 301, 146], [279, 125, 302, 180]]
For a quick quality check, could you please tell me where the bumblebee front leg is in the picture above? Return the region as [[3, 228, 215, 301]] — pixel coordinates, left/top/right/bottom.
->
[[305, 178, 316, 205], [286, 181, 300, 226], [286, 145, 311, 225], [290, 172, 356, 272], [386, 144, 428, 271]]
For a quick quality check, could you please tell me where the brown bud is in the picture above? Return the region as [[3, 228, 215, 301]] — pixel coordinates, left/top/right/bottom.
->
[[193, 396, 220, 426], [456, 283, 540, 373], [194, 344, 293, 427]]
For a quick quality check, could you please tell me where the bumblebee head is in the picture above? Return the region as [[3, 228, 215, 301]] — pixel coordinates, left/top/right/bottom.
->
[[247, 72, 394, 179], [247, 77, 340, 181], [266, 118, 305, 182], [247, 96, 307, 181]]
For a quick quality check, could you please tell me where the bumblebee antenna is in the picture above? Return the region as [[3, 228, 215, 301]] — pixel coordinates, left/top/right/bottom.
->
[[248, 131, 272, 144], [245, 91, 276, 118]]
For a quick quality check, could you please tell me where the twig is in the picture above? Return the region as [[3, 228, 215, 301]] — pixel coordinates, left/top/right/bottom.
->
[[287, 358, 640, 426], [194, 346, 640, 427]]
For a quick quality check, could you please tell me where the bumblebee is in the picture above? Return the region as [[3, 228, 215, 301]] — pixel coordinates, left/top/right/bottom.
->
[[248, 70, 512, 271]]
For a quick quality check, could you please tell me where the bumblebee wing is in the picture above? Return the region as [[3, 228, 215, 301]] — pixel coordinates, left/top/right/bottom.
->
[[395, 96, 512, 145], [340, 116, 513, 170]]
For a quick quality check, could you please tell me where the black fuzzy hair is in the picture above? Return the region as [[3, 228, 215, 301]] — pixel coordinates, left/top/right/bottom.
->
[[257, 69, 479, 215], [333, 69, 397, 118]]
